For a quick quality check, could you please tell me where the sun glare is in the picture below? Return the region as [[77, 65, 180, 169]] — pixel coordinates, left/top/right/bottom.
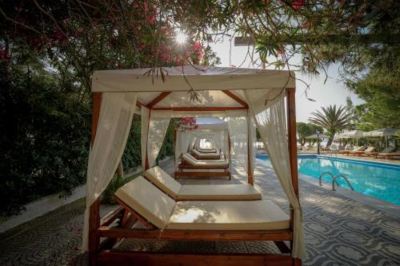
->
[[175, 31, 188, 45]]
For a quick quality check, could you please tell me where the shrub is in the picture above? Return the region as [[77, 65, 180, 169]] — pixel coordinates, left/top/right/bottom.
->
[[0, 62, 90, 216]]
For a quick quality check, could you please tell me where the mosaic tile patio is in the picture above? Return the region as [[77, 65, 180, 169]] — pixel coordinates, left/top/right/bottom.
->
[[0, 159, 399, 265]]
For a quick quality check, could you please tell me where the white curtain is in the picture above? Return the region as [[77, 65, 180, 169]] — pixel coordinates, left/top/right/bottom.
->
[[147, 116, 171, 167], [247, 112, 256, 178], [82, 92, 137, 251], [226, 116, 248, 175], [245, 91, 304, 259], [141, 106, 150, 169]]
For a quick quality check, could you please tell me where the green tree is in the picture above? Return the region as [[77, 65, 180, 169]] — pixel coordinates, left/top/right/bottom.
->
[[297, 122, 323, 146], [309, 105, 352, 146], [347, 56, 400, 130], [0, 61, 90, 216]]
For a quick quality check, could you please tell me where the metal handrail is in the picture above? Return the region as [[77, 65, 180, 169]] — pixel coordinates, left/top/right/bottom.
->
[[319, 171, 354, 191], [332, 174, 354, 191], [319, 172, 334, 186]]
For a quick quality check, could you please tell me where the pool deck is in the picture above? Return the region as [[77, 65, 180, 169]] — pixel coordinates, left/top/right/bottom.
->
[[0, 158, 399, 265]]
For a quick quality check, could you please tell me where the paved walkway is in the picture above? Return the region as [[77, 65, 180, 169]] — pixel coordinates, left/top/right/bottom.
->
[[0, 160, 399, 265]]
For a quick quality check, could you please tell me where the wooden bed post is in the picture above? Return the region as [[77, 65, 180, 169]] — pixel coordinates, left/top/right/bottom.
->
[[247, 111, 254, 185], [287, 88, 299, 197], [287, 88, 302, 266], [89, 92, 102, 266]]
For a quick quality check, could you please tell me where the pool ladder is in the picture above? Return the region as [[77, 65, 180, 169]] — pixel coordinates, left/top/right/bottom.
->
[[319, 172, 354, 191]]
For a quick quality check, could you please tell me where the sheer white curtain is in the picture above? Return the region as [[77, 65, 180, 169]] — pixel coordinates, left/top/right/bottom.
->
[[82, 92, 137, 251], [147, 116, 171, 167], [141, 106, 150, 169], [245, 91, 304, 259], [248, 113, 256, 177], [226, 116, 248, 175]]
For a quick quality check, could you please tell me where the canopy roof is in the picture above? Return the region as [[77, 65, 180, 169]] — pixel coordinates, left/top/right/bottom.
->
[[305, 133, 327, 139], [364, 128, 399, 137], [335, 130, 364, 139], [92, 65, 295, 113]]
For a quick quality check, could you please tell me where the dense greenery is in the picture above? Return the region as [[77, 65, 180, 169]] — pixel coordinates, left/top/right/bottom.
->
[[296, 122, 323, 146], [0, 61, 90, 216]]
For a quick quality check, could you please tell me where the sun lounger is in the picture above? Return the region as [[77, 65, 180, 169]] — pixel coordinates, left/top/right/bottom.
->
[[347, 146, 367, 156], [195, 147, 218, 153], [180, 153, 228, 169], [356, 146, 375, 156], [115, 176, 289, 231], [176, 153, 231, 179], [376, 151, 400, 159], [93, 176, 293, 264], [144, 166, 262, 200], [191, 148, 221, 160]]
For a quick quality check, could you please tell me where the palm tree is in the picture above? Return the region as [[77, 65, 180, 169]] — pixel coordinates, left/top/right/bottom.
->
[[309, 105, 353, 146]]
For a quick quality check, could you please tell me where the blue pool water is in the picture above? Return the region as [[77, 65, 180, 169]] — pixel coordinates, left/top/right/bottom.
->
[[257, 154, 400, 206]]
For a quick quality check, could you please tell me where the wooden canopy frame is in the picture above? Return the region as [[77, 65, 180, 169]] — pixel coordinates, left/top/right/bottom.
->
[[87, 88, 300, 266]]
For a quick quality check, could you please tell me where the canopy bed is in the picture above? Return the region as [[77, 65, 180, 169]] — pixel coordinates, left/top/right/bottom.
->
[[84, 65, 303, 265]]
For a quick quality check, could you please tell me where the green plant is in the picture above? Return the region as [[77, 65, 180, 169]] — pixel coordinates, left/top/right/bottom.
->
[[309, 105, 352, 146]]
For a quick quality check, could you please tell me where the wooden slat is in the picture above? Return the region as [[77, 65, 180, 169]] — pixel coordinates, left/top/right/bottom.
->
[[222, 90, 249, 108], [147, 91, 171, 108], [97, 251, 294, 266], [114, 198, 155, 229], [274, 241, 291, 254], [100, 206, 124, 227], [89, 199, 101, 266], [98, 227, 293, 241], [152, 106, 248, 111]]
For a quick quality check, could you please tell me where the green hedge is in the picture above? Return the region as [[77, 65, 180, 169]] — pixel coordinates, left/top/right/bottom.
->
[[0, 63, 90, 216], [0, 62, 176, 216]]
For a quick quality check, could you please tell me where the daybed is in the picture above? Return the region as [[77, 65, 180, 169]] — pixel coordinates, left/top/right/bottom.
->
[[94, 176, 292, 265], [84, 65, 303, 265], [191, 148, 222, 160], [144, 166, 261, 200], [176, 153, 231, 179]]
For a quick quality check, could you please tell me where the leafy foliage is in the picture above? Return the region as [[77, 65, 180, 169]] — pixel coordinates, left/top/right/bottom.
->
[[296, 122, 323, 145], [309, 105, 352, 145], [0, 61, 90, 216]]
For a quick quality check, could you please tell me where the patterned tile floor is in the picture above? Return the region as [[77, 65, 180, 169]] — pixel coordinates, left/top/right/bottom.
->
[[0, 160, 399, 265]]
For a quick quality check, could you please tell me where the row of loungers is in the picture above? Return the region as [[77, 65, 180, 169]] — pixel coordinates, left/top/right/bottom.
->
[[338, 146, 400, 159]]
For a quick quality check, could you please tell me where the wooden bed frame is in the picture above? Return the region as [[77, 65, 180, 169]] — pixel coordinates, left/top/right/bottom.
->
[[88, 89, 302, 266], [175, 161, 231, 180], [94, 197, 299, 266]]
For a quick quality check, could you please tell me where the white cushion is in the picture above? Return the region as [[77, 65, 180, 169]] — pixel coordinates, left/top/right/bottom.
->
[[192, 149, 219, 156], [115, 176, 175, 229], [145, 166, 261, 200], [178, 184, 262, 201], [183, 153, 228, 167], [167, 200, 289, 230], [145, 166, 181, 197]]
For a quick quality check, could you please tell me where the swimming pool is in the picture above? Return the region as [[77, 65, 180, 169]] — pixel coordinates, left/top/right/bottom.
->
[[257, 154, 400, 206]]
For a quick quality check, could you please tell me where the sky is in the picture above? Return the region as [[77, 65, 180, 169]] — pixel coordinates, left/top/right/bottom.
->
[[209, 38, 364, 122]]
